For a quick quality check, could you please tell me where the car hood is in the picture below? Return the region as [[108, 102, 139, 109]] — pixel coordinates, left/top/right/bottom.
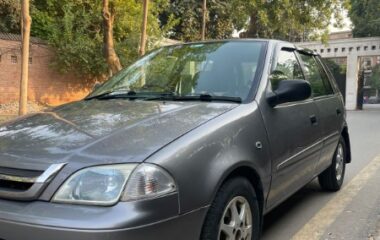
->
[[0, 100, 237, 170]]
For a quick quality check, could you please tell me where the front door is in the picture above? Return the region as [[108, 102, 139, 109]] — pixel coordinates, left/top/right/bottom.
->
[[259, 45, 324, 209]]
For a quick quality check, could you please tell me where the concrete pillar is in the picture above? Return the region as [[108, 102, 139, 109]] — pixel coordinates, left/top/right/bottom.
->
[[345, 54, 359, 110]]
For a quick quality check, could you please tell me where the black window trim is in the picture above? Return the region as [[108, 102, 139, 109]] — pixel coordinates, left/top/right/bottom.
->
[[245, 41, 269, 103]]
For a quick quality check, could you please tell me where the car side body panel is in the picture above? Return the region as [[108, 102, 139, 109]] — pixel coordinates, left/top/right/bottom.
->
[[312, 95, 343, 176]]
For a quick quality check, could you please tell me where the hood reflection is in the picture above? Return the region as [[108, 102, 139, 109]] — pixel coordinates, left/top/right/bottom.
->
[[0, 100, 237, 169]]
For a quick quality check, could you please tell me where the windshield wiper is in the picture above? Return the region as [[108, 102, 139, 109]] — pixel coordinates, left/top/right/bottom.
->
[[87, 91, 242, 103], [152, 93, 242, 103], [86, 90, 177, 101], [85, 90, 141, 100]]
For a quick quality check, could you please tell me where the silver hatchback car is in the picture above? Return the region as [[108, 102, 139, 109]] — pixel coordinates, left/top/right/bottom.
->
[[0, 40, 351, 240]]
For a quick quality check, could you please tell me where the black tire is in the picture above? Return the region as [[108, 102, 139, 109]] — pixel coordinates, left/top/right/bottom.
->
[[200, 177, 261, 240], [318, 137, 346, 191]]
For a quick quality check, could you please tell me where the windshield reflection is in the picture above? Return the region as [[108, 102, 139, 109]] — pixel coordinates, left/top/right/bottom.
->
[[88, 41, 265, 101]]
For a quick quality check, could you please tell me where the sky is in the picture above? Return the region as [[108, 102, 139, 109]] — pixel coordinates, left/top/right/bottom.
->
[[329, 10, 352, 32]]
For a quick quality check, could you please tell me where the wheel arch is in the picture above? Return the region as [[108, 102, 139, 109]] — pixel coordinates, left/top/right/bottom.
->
[[218, 165, 265, 218], [341, 126, 351, 163]]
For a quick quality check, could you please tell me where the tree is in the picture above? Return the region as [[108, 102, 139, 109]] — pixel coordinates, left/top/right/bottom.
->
[[31, 0, 106, 76], [349, 0, 380, 37], [19, 0, 32, 115], [139, 0, 149, 56], [0, 0, 171, 77], [102, 0, 122, 76], [29, 0, 170, 77], [160, 0, 349, 42], [0, 0, 21, 34], [159, 0, 242, 41], [239, 0, 349, 42], [201, 0, 207, 40]]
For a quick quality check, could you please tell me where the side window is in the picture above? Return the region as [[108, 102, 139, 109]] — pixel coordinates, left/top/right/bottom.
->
[[315, 58, 334, 95], [298, 53, 332, 97], [270, 50, 304, 90]]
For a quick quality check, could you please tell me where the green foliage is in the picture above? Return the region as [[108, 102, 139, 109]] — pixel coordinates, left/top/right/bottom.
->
[[349, 0, 380, 37], [159, 0, 244, 41], [1, 0, 170, 77], [31, 0, 104, 76], [160, 0, 349, 42], [1, 0, 352, 77], [240, 0, 350, 42], [30, 0, 171, 77], [159, 0, 201, 41], [370, 65, 380, 90], [0, 0, 21, 34]]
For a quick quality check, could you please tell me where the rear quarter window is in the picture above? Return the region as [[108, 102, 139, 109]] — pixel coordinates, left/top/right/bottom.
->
[[298, 53, 333, 97]]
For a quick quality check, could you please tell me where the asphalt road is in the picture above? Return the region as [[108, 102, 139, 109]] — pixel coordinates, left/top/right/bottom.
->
[[262, 104, 380, 240]]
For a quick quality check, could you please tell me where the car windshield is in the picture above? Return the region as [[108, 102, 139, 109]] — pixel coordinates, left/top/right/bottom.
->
[[87, 41, 265, 101]]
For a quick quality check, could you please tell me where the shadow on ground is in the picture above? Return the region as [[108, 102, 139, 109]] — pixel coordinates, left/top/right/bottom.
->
[[262, 180, 332, 237]]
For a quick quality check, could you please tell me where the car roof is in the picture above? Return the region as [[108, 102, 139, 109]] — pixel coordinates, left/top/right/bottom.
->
[[166, 38, 318, 56], [169, 38, 275, 46]]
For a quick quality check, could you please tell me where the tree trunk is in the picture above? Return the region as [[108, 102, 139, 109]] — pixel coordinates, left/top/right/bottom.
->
[[19, 0, 31, 116], [241, 12, 259, 38], [102, 0, 122, 76], [201, 0, 207, 40], [139, 0, 149, 56]]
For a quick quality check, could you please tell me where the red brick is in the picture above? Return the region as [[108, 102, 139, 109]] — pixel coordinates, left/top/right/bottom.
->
[[0, 39, 98, 106]]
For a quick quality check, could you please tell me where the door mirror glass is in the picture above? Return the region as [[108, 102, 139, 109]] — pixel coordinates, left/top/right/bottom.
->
[[267, 80, 312, 107]]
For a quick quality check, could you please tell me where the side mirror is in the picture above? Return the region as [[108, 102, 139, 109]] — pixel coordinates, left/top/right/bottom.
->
[[267, 80, 312, 107]]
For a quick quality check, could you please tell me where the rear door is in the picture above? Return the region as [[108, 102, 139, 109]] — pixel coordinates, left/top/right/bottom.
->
[[260, 44, 324, 209], [297, 53, 343, 174]]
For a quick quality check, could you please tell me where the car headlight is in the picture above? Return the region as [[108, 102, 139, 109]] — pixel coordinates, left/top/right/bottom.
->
[[52, 164, 176, 206]]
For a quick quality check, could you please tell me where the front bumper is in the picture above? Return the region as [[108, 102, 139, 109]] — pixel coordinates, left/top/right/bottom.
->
[[0, 208, 207, 240], [0, 196, 208, 240]]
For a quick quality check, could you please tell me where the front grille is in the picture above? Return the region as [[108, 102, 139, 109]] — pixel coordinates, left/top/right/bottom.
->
[[0, 167, 43, 192], [0, 167, 43, 179], [0, 179, 34, 192], [0, 163, 66, 201]]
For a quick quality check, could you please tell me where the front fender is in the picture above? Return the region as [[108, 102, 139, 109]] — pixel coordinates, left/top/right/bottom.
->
[[146, 103, 272, 214]]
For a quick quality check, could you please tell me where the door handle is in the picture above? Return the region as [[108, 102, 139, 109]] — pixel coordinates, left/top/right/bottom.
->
[[310, 115, 318, 126], [336, 108, 342, 116]]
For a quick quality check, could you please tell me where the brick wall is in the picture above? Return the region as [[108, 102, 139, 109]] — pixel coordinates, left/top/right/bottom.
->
[[0, 38, 96, 106]]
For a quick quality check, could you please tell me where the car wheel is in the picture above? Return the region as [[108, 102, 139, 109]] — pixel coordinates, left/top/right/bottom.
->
[[200, 177, 260, 240], [318, 137, 346, 191]]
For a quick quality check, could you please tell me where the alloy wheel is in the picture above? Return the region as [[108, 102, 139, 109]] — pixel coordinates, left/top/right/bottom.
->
[[218, 196, 253, 240], [335, 143, 345, 181]]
